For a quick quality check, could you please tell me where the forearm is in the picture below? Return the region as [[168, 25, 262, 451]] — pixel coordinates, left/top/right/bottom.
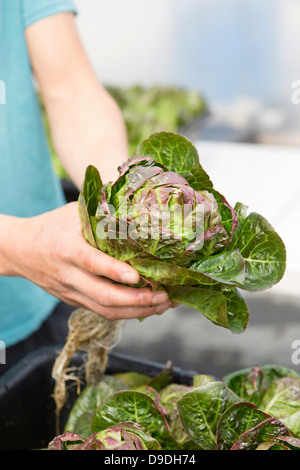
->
[[44, 80, 129, 188], [25, 13, 128, 189], [0, 214, 23, 277]]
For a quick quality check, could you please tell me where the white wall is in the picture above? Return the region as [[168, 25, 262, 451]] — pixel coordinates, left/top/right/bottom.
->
[[74, 0, 300, 130], [74, 0, 179, 87]]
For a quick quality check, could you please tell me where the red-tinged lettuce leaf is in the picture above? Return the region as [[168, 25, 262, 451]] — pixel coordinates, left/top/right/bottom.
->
[[132, 131, 213, 190], [92, 390, 177, 450], [217, 402, 272, 450], [276, 435, 300, 450], [223, 366, 265, 406], [260, 377, 300, 437], [112, 157, 166, 208], [73, 433, 104, 450], [258, 364, 300, 386], [226, 201, 249, 251], [177, 381, 240, 450], [230, 417, 293, 450], [255, 441, 290, 450], [208, 189, 238, 246], [78, 133, 287, 338], [236, 212, 286, 291], [47, 432, 86, 450], [94, 422, 162, 450], [223, 365, 300, 407], [118, 156, 167, 179]]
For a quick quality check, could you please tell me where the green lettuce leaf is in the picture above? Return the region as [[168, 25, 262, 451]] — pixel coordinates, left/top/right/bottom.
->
[[64, 376, 128, 437], [177, 381, 240, 450], [92, 390, 177, 449], [217, 402, 271, 450], [78, 131, 286, 335], [230, 417, 293, 450], [132, 131, 213, 190], [260, 377, 300, 437], [236, 212, 286, 291]]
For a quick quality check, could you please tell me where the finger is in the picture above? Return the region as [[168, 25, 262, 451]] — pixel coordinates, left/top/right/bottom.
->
[[74, 242, 141, 285], [59, 287, 171, 320], [68, 266, 169, 308]]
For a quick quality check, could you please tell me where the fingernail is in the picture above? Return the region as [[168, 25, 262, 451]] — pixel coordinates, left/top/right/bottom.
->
[[152, 292, 169, 305], [122, 271, 139, 284]]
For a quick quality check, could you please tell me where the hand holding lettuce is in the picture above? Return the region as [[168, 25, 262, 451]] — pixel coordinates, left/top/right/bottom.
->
[[79, 132, 286, 334]]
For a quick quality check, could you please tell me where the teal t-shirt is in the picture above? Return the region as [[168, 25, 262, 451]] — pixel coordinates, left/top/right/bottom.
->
[[0, 0, 77, 347]]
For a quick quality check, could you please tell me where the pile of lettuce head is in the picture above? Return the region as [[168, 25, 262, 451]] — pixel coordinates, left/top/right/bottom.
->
[[79, 132, 286, 334]]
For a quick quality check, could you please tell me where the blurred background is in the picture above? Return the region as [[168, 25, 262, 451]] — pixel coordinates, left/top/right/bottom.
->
[[61, 0, 300, 377], [73, 0, 300, 145]]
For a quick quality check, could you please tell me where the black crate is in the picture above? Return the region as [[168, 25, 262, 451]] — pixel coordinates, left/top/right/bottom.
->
[[0, 346, 197, 450]]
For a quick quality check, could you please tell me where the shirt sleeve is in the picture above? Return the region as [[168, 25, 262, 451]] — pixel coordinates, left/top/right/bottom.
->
[[21, 0, 77, 29]]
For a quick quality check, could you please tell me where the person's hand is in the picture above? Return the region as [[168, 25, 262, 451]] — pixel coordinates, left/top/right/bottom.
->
[[5, 202, 172, 319]]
